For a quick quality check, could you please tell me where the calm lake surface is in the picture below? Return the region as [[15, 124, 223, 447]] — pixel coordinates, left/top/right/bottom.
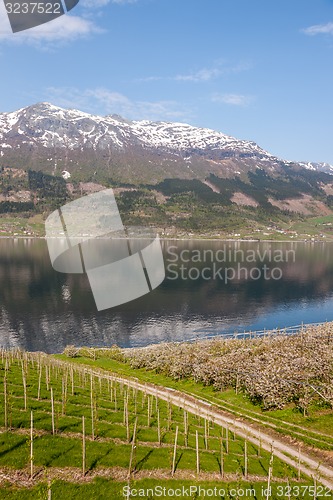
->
[[1, 238, 333, 353]]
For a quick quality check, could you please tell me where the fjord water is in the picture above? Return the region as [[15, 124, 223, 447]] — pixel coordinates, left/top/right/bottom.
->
[[1, 238, 333, 353]]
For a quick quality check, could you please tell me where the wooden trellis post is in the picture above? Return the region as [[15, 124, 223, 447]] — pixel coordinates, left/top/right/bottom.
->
[[126, 399, 130, 443], [61, 377, 65, 416], [22, 363, 27, 411], [4, 374, 7, 430], [51, 387, 55, 435], [157, 409, 161, 446], [45, 365, 49, 391], [220, 436, 224, 478], [167, 400, 172, 430], [134, 388, 137, 415], [123, 388, 127, 425], [172, 426, 179, 476], [38, 365, 42, 400], [244, 438, 248, 479], [71, 366, 74, 396], [196, 430, 200, 474], [90, 375, 95, 440], [184, 409, 188, 447], [82, 416, 86, 476], [128, 418, 138, 478], [150, 395, 154, 418], [147, 395, 151, 427], [204, 418, 208, 450], [30, 411, 34, 479], [266, 444, 274, 500]]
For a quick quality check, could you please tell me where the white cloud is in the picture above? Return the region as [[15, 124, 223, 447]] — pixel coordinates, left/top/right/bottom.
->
[[212, 93, 253, 107], [0, 1, 102, 46], [81, 0, 137, 6], [0, 0, 137, 46], [43, 86, 192, 122], [175, 67, 223, 82], [302, 22, 333, 36], [139, 61, 252, 84]]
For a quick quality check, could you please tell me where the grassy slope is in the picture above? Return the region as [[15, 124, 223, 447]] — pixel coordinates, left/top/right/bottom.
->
[[55, 355, 333, 452], [0, 351, 313, 499], [3, 212, 333, 241], [2, 166, 333, 239]]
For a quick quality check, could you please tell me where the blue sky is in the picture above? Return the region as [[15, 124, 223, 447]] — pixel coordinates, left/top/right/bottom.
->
[[0, 0, 333, 163]]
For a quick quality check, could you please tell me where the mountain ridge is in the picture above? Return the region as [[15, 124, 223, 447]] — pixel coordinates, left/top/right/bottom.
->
[[0, 102, 311, 184], [2, 103, 333, 239]]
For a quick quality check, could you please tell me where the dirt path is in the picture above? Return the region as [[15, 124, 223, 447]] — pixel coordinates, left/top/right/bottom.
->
[[79, 364, 333, 490], [0, 465, 298, 488], [188, 393, 333, 448]]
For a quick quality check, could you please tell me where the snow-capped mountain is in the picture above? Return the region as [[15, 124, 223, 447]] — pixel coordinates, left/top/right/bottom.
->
[[0, 102, 269, 154], [298, 162, 333, 175], [0, 102, 329, 183]]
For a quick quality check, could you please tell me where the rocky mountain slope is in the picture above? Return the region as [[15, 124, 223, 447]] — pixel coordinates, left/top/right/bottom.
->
[[2, 103, 333, 238], [0, 102, 305, 184]]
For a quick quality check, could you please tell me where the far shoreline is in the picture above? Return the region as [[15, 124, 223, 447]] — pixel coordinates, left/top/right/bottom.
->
[[1, 235, 333, 244]]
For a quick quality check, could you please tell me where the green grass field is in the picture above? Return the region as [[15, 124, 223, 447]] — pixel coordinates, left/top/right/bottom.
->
[[0, 349, 321, 499], [289, 215, 333, 239], [0, 214, 45, 237], [56, 352, 333, 453], [0, 478, 325, 500]]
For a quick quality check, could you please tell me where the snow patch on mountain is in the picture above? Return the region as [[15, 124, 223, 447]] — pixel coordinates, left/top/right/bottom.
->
[[299, 162, 333, 175], [0, 103, 331, 178], [0, 103, 273, 159]]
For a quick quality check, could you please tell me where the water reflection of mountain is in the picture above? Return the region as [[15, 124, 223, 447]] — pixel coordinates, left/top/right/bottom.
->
[[1, 239, 333, 352]]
